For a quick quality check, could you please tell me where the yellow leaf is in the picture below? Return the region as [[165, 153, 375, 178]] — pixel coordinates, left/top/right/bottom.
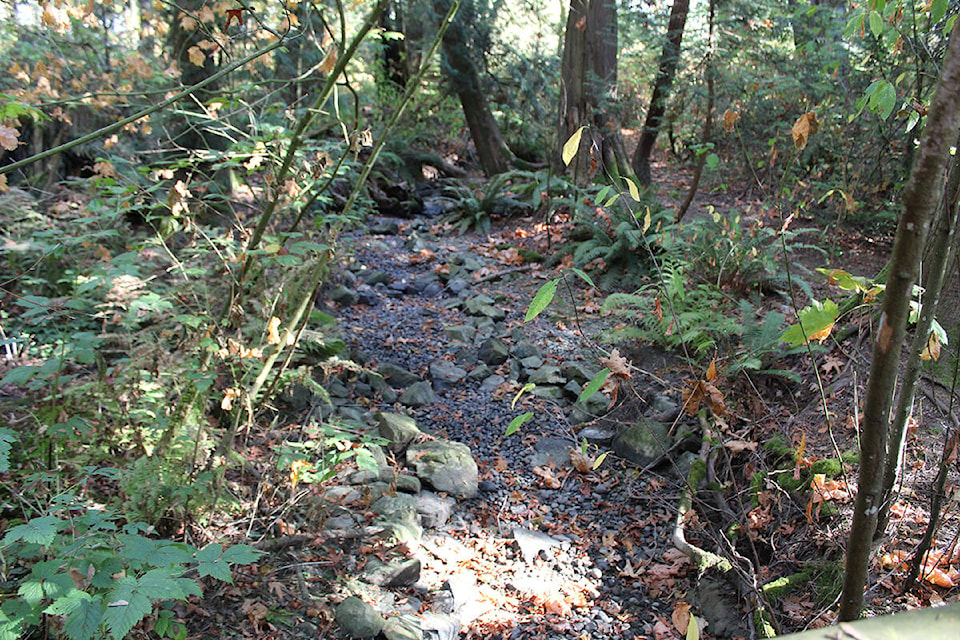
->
[[266, 317, 282, 345], [0, 174, 8, 193], [921, 331, 941, 361], [562, 125, 587, 166], [642, 207, 652, 234], [723, 109, 740, 133], [0, 125, 19, 151], [687, 615, 700, 640], [199, 6, 216, 23], [807, 321, 835, 343], [180, 14, 197, 31], [188, 46, 206, 67], [319, 47, 338, 74], [791, 111, 819, 150], [624, 176, 640, 201], [706, 359, 717, 381]]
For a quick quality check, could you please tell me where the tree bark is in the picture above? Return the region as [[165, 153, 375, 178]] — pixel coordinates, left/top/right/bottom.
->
[[631, 0, 689, 185], [838, 17, 960, 622], [558, 0, 631, 184], [435, 0, 512, 176]]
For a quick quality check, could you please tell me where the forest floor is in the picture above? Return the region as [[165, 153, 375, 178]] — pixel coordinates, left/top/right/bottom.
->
[[179, 169, 960, 639]]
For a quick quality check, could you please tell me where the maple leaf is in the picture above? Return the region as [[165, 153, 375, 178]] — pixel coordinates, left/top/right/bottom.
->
[[672, 602, 692, 635], [532, 465, 562, 489], [266, 317, 282, 345], [180, 14, 198, 31], [723, 109, 740, 132], [821, 353, 844, 375], [0, 125, 19, 151], [569, 447, 595, 473]]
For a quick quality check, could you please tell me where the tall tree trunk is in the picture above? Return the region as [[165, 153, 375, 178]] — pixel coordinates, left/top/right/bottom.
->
[[435, 0, 512, 176], [838, 17, 960, 622], [631, 0, 689, 185], [558, 0, 631, 184]]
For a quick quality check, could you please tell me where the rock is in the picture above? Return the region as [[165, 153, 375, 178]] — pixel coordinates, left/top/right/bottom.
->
[[510, 340, 542, 359], [443, 324, 476, 343], [528, 365, 565, 385], [400, 381, 438, 406], [417, 490, 456, 528], [429, 360, 468, 391], [611, 418, 671, 466], [361, 269, 392, 286], [323, 486, 362, 504], [362, 557, 422, 588], [479, 374, 506, 394], [395, 474, 422, 493], [368, 219, 400, 235], [578, 425, 617, 446], [380, 362, 421, 388], [519, 355, 544, 371], [530, 437, 572, 468], [377, 412, 421, 451], [336, 597, 384, 638], [356, 284, 380, 306], [329, 285, 358, 306], [478, 480, 499, 492], [446, 277, 470, 294], [561, 360, 596, 384], [463, 294, 506, 320], [468, 363, 492, 380], [382, 614, 424, 640], [420, 612, 460, 640], [407, 440, 479, 498], [372, 493, 419, 517], [348, 469, 380, 485], [477, 337, 509, 366], [512, 526, 562, 563], [377, 506, 424, 545]]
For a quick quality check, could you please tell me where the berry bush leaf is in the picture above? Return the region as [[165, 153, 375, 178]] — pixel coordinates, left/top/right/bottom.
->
[[525, 279, 557, 322], [3, 515, 63, 546]]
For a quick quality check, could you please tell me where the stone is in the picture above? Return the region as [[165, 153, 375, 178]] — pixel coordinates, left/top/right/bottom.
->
[[420, 613, 460, 640], [530, 437, 572, 468], [446, 277, 470, 294], [355, 284, 380, 306], [561, 360, 596, 384], [322, 486, 362, 504], [528, 365, 565, 385], [382, 614, 424, 640], [377, 507, 423, 545], [368, 219, 400, 235], [443, 324, 476, 343], [468, 363, 492, 380], [512, 526, 562, 563], [361, 269, 392, 286], [611, 418, 671, 466], [400, 381, 438, 406], [477, 337, 509, 366], [463, 294, 506, 320], [372, 493, 419, 517], [349, 469, 379, 485], [430, 359, 468, 391], [336, 597, 384, 638], [510, 340, 542, 359], [416, 490, 456, 528], [395, 474, 422, 493], [578, 425, 616, 446], [376, 412, 421, 451], [406, 440, 479, 498], [379, 362, 421, 388], [362, 557, 422, 588], [519, 355, 544, 370], [329, 285, 357, 306], [479, 374, 506, 394]]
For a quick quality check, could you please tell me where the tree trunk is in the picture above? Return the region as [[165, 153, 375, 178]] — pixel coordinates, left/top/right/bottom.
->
[[435, 0, 512, 176], [838, 17, 960, 622], [558, 0, 631, 184], [165, 0, 225, 152], [631, 0, 689, 185]]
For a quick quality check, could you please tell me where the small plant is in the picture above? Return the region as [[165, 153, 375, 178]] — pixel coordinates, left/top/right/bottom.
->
[[0, 490, 261, 640], [729, 300, 805, 382], [439, 171, 536, 234], [276, 420, 385, 490]]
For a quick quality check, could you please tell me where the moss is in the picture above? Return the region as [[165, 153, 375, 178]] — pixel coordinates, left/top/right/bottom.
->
[[749, 471, 766, 507], [762, 569, 812, 599], [763, 434, 794, 459]]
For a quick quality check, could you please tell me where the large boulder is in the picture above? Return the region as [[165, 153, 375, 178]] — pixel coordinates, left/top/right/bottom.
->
[[336, 597, 384, 638], [376, 412, 420, 452], [406, 440, 479, 498]]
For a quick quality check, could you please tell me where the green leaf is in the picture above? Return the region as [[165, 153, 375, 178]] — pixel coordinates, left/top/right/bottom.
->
[[3, 515, 62, 546], [595, 186, 611, 204], [137, 570, 193, 600], [48, 592, 103, 640], [868, 80, 896, 120], [197, 558, 233, 583], [220, 544, 264, 565], [562, 126, 586, 166], [780, 300, 840, 346], [931, 0, 948, 24], [686, 614, 700, 640], [869, 10, 884, 37], [103, 592, 151, 640], [525, 279, 558, 322], [505, 412, 533, 437], [578, 368, 610, 403], [0, 428, 15, 472], [0, 365, 40, 387], [195, 543, 223, 564], [570, 268, 596, 289]]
